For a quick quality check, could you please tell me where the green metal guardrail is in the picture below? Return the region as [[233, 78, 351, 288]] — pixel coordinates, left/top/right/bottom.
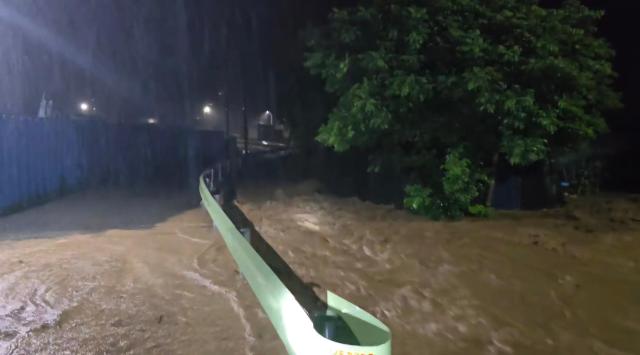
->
[[199, 175, 391, 355]]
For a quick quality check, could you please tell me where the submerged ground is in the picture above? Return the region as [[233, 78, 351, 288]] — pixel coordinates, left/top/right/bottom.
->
[[0, 184, 639, 354]]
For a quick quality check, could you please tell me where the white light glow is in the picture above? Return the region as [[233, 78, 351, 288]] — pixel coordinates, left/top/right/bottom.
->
[[79, 102, 89, 112], [203, 105, 213, 115], [147, 118, 158, 124]]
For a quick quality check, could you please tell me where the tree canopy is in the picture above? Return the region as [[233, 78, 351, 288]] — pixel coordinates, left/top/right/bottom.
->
[[305, 0, 620, 218]]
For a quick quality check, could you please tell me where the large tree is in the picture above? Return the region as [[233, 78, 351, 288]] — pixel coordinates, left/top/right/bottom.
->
[[305, 0, 620, 218]]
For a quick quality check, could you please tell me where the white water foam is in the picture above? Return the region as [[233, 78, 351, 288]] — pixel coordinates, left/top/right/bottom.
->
[[175, 229, 210, 244], [182, 271, 255, 355]]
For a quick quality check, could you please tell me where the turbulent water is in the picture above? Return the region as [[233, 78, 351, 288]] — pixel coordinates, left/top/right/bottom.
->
[[0, 190, 284, 354], [1, 186, 639, 354]]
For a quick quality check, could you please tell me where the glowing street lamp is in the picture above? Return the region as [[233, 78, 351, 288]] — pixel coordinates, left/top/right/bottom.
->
[[79, 101, 90, 113], [260, 109, 274, 125], [203, 104, 213, 116], [147, 117, 158, 124]]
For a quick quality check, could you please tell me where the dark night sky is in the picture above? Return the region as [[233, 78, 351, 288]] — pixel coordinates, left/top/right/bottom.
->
[[579, 1, 640, 190], [535, 0, 640, 189], [0, 0, 358, 121], [577, 2, 640, 129], [0, 0, 277, 134]]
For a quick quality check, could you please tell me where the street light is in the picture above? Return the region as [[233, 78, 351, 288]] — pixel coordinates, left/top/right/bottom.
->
[[79, 101, 90, 113], [203, 104, 213, 115], [260, 110, 274, 125]]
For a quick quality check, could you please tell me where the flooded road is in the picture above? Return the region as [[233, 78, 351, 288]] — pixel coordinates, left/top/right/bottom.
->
[[0, 190, 284, 355], [1, 185, 640, 354]]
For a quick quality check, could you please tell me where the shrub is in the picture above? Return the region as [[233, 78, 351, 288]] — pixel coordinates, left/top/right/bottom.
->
[[404, 149, 490, 219]]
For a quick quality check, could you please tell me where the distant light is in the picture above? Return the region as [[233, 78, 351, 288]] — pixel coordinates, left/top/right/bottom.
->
[[147, 118, 158, 124], [261, 110, 274, 125], [261, 140, 269, 145], [79, 102, 89, 112], [203, 105, 213, 115]]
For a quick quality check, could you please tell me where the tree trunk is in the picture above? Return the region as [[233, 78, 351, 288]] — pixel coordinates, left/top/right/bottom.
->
[[485, 153, 500, 206]]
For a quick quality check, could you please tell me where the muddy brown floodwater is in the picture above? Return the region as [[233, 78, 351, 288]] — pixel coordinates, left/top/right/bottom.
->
[[0, 190, 285, 355], [1, 184, 640, 354]]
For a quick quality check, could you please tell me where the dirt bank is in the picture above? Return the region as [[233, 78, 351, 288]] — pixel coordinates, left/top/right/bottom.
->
[[1, 185, 639, 354]]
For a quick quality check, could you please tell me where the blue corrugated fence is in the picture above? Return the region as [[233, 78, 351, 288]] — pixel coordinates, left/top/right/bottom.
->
[[0, 117, 224, 214]]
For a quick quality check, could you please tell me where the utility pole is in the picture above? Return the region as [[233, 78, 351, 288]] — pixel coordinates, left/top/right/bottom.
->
[[242, 88, 248, 154], [225, 95, 230, 139], [240, 38, 249, 154]]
